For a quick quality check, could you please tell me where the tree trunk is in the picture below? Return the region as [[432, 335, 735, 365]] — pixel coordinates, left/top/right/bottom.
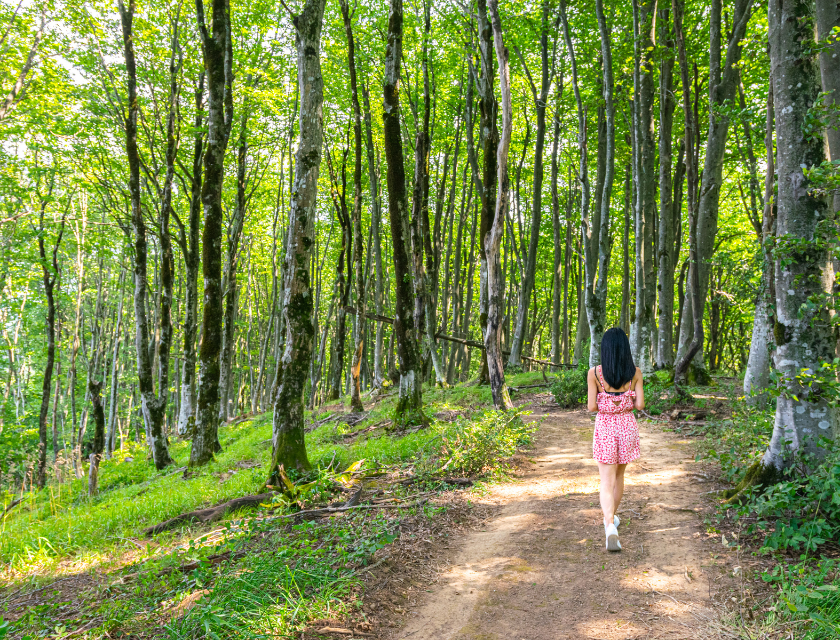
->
[[88, 379, 105, 496], [631, 0, 657, 373], [744, 86, 775, 405], [508, 0, 553, 367], [106, 272, 126, 457], [674, 0, 753, 374], [816, 0, 840, 218], [190, 0, 234, 466], [550, 84, 563, 369], [619, 164, 631, 334], [177, 73, 204, 438], [673, 0, 703, 386], [471, 0, 498, 387], [382, 0, 427, 425], [35, 204, 65, 489], [219, 104, 249, 422], [267, 0, 327, 481], [120, 0, 173, 470], [655, 3, 677, 369], [762, 0, 837, 468], [340, 0, 367, 411], [485, 0, 514, 410], [361, 84, 385, 389]]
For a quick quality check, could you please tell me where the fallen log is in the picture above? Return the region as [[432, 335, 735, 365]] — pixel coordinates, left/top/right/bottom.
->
[[143, 493, 274, 537]]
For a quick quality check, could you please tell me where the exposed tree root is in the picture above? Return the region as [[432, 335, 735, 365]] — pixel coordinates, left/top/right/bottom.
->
[[722, 460, 779, 504], [142, 493, 274, 537]]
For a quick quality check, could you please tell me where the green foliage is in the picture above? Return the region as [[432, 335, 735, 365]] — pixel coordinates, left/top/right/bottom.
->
[[550, 365, 587, 408], [439, 409, 534, 476]]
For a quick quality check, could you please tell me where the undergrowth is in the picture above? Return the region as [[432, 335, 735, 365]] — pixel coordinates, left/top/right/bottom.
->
[[1, 376, 540, 639]]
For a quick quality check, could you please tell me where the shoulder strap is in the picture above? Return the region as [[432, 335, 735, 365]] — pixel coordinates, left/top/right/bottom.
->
[[596, 365, 607, 390]]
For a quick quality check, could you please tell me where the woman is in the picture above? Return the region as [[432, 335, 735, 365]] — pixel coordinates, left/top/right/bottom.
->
[[586, 327, 644, 551]]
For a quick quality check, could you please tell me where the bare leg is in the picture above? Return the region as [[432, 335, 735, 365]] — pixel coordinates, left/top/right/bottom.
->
[[613, 463, 627, 516], [598, 462, 618, 526]]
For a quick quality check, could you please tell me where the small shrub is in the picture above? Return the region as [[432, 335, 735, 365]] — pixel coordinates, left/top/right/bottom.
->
[[439, 409, 534, 476], [550, 366, 587, 408]]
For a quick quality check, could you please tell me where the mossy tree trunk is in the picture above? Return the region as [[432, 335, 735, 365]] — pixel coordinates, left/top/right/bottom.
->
[[119, 0, 174, 471], [267, 0, 327, 481], [340, 0, 366, 412], [383, 0, 426, 426], [190, 0, 234, 467], [762, 0, 837, 469]]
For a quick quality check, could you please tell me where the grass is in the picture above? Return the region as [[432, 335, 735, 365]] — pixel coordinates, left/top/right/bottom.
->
[[0, 374, 541, 639]]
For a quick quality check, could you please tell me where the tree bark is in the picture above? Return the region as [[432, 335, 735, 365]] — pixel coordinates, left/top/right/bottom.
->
[[88, 379, 105, 496], [655, 3, 677, 369], [631, 0, 657, 373], [340, 0, 367, 411], [816, 0, 840, 217], [619, 164, 631, 334], [485, 0, 514, 410], [362, 84, 385, 389], [119, 0, 174, 470], [674, 0, 754, 374], [35, 199, 65, 489], [508, 0, 554, 367], [763, 0, 837, 468], [176, 73, 204, 438], [382, 0, 427, 425], [219, 103, 249, 422], [267, 0, 327, 481], [550, 83, 563, 369], [744, 85, 775, 405], [190, 0, 234, 466]]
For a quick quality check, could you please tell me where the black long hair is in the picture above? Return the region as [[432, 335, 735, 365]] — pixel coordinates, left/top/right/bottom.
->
[[600, 327, 636, 389]]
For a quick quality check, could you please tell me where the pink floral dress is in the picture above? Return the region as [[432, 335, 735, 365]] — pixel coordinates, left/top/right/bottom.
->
[[592, 365, 641, 465]]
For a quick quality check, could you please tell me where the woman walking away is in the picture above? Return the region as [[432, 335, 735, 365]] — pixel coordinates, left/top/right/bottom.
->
[[587, 327, 644, 551]]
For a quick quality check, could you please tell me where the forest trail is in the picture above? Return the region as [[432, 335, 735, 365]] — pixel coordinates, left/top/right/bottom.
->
[[389, 401, 726, 640]]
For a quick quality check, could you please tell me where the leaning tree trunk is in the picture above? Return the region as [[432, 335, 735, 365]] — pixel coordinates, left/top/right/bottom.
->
[[485, 0, 514, 410], [674, 0, 753, 377], [743, 86, 775, 406], [762, 0, 837, 468], [190, 0, 234, 467], [266, 0, 327, 481], [383, 0, 427, 426], [120, 0, 173, 470]]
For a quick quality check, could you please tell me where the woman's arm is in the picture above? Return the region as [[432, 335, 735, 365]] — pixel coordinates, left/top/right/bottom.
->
[[587, 368, 599, 412], [633, 367, 645, 410]]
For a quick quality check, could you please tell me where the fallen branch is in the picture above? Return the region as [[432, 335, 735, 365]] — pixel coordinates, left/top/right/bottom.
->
[[312, 627, 372, 637], [273, 497, 431, 523], [399, 475, 473, 487], [143, 493, 275, 537], [509, 382, 550, 392], [2, 496, 23, 516]]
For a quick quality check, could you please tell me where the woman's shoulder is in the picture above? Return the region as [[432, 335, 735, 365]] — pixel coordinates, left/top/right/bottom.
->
[[634, 366, 643, 380]]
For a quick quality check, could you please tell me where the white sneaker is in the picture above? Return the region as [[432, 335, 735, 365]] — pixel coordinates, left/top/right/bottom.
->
[[605, 523, 621, 551]]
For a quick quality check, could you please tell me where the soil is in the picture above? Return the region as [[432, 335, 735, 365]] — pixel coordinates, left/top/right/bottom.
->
[[364, 395, 742, 640]]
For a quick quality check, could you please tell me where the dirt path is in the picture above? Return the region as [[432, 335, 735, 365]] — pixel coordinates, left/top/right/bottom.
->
[[388, 400, 727, 640]]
